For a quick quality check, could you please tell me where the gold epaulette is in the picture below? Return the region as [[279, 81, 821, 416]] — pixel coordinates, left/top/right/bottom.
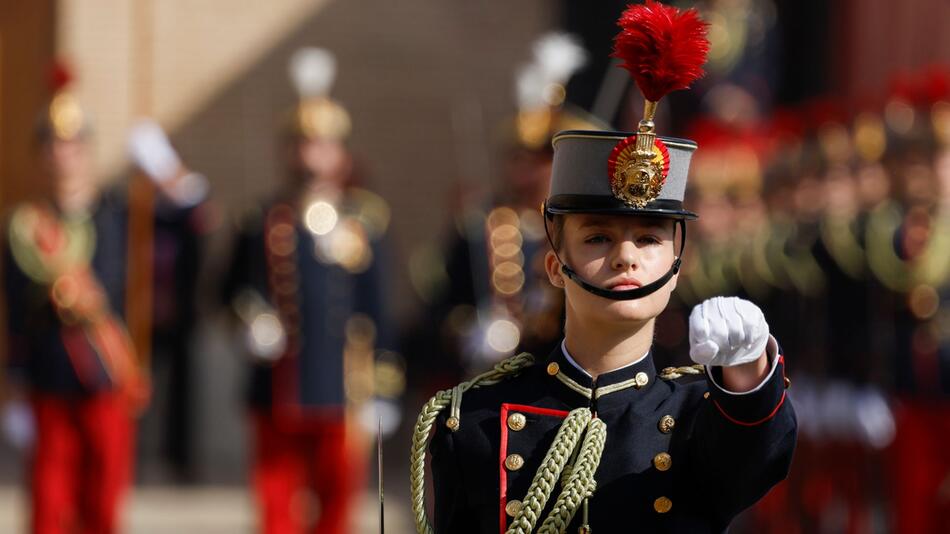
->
[[659, 364, 705, 380], [8, 203, 95, 285]]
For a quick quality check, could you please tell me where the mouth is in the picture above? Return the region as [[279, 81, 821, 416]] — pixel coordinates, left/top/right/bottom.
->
[[608, 279, 642, 291]]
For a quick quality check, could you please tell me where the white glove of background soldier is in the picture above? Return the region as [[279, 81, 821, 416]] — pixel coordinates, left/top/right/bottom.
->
[[689, 296, 769, 367], [127, 119, 182, 183], [127, 119, 210, 206]]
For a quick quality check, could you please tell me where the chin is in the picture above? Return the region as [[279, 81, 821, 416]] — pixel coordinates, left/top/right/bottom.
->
[[601, 299, 663, 323], [566, 286, 671, 326]]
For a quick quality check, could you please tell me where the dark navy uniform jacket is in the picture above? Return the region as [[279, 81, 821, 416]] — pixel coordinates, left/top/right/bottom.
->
[[430, 342, 796, 533], [222, 202, 389, 414], [4, 194, 128, 394], [4, 192, 205, 395]]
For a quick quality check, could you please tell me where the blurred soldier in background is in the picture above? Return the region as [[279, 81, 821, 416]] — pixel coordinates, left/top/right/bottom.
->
[[403, 34, 602, 391], [1, 64, 207, 534], [222, 47, 401, 534], [672, 68, 950, 533], [876, 69, 950, 534]]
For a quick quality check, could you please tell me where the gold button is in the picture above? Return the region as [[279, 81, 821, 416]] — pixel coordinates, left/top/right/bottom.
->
[[445, 416, 459, 431], [505, 499, 523, 517], [546, 362, 560, 376], [654, 496, 672, 513], [703, 391, 710, 399], [505, 453, 525, 471], [635, 372, 649, 388], [653, 452, 672, 472], [658, 415, 675, 434], [784, 376, 792, 389], [507, 412, 527, 431]]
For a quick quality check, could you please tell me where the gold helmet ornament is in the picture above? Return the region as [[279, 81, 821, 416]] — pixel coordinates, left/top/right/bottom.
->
[[288, 47, 351, 141], [37, 61, 91, 142], [607, 0, 710, 210], [511, 32, 601, 150]]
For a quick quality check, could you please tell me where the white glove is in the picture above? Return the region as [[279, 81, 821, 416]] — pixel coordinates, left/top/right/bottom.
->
[[127, 119, 182, 182], [1, 400, 35, 451], [689, 296, 769, 367]]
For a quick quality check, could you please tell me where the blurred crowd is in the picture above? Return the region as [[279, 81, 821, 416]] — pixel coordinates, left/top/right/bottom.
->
[[659, 66, 950, 533]]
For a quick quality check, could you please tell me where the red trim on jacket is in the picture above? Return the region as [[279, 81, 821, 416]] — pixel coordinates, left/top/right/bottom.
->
[[709, 354, 788, 427], [712, 392, 787, 427], [499, 403, 569, 534]]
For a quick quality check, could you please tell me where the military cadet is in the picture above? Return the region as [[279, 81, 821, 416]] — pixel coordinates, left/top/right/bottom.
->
[[222, 47, 398, 534], [410, 3, 796, 532], [2, 64, 206, 534]]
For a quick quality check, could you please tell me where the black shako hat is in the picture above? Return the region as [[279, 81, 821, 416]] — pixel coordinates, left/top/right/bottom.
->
[[545, 130, 698, 220]]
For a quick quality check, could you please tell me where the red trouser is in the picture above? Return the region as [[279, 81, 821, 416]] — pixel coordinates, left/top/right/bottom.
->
[[252, 413, 364, 534], [891, 400, 950, 534], [30, 392, 133, 534]]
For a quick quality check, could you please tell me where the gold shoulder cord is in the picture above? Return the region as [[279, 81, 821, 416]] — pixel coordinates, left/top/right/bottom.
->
[[914, 211, 950, 287], [864, 204, 950, 291], [411, 357, 702, 534], [8, 204, 96, 285], [818, 215, 865, 280], [411, 352, 533, 533], [865, 202, 912, 292], [411, 353, 608, 534]]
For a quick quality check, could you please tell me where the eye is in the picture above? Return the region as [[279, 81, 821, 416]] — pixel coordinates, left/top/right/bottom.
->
[[584, 234, 609, 244], [637, 235, 661, 246]]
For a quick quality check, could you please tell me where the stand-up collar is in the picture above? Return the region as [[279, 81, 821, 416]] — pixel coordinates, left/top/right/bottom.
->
[[543, 342, 659, 409]]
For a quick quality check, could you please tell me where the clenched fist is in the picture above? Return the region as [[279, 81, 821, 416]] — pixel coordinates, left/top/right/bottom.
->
[[689, 297, 769, 367]]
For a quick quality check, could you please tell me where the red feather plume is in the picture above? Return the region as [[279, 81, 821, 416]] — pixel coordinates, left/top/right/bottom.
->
[[612, 0, 710, 102], [49, 60, 74, 93]]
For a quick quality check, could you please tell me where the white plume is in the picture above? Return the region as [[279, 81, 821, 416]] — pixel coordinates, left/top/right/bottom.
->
[[516, 63, 548, 110], [533, 32, 587, 85], [516, 32, 587, 110], [289, 47, 337, 98]]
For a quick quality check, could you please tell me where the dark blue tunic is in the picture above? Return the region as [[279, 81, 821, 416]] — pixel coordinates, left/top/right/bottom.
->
[[223, 202, 389, 413], [4, 195, 128, 394], [430, 344, 796, 533]]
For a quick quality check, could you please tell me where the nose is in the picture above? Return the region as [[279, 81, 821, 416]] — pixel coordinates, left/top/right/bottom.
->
[[611, 239, 639, 272]]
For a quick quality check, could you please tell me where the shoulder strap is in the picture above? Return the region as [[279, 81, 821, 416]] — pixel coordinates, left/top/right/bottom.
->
[[410, 352, 535, 534], [658, 364, 705, 380]]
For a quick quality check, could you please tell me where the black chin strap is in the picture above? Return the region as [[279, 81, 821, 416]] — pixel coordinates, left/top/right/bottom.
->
[[543, 215, 687, 302]]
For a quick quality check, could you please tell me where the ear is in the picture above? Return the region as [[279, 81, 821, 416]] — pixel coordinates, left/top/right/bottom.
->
[[544, 250, 564, 288]]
